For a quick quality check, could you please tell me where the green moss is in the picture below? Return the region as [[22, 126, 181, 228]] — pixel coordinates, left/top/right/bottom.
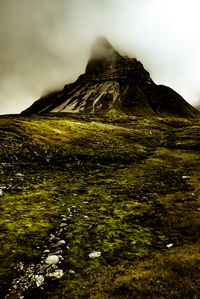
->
[[0, 114, 200, 297]]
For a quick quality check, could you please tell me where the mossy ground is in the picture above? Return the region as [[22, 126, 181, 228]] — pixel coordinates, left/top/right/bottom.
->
[[0, 113, 200, 298]]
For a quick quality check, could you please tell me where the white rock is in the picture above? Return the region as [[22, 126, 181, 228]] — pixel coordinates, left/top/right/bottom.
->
[[0, 189, 2, 196], [61, 215, 67, 219], [35, 275, 44, 287], [18, 262, 24, 271], [15, 173, 24, 177], [60, 223, 67, 227], [182, 176, 190, 179], [69, 270, 75, 274], [48, 269, 64, 279], [57, 240, 66, 246], [45, 255, 59, 265], [166, 243, 173, 248], [88, 251, 101, 258]]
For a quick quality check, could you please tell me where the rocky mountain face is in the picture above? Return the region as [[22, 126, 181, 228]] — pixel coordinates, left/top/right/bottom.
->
[[22, 37, 199, 118]]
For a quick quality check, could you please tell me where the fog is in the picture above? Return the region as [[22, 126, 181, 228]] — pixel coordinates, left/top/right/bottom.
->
[[0, 0, 200, 114]]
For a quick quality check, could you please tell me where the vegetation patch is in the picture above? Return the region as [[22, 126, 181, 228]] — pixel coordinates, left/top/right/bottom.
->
[[0, 114, 200, 297]]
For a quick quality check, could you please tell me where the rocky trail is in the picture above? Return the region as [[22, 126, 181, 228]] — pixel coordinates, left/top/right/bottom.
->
[[6, 207, 77, 298]]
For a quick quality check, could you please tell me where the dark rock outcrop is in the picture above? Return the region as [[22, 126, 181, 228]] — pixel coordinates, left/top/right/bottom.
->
[[21, 37, 199, 118]]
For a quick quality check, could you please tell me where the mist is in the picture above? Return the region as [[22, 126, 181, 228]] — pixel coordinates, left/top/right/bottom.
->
[[0, 0, 200, 115]]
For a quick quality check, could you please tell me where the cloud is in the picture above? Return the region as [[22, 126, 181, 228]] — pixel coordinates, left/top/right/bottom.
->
[[0, 0, 200, 114]]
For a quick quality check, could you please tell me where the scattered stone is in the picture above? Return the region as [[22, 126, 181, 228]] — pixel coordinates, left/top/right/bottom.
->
[[7, 205, 74, 296], [182, 176, 190, 179], [88, 251, 101, 258], [55, 249, 63, 254], [166, 243, 173, 248], [69, 270, 75, 274], [49, 234, 55, 240], [48, 269, 64, 279], [0, 189, 3, 196], [61, 218, 67, 222], [60, 223, 67, 227], [45, 255, 59, 265], [35, 275, 44, 287], [57, 240, 66, 246]]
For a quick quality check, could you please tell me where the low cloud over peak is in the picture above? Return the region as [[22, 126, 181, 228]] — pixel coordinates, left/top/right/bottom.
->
[[0, 0, 200, 114]]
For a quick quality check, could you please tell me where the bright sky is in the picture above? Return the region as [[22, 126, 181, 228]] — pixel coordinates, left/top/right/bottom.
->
[[0, 0, 200, 114]]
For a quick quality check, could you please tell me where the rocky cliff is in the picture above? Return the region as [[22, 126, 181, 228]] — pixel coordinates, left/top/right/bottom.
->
[[21, 37, 199, 118]]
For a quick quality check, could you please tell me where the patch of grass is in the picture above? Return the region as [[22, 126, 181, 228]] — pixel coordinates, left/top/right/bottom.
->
[[53, 241, 200, 299], [0, 114, 200, 297]]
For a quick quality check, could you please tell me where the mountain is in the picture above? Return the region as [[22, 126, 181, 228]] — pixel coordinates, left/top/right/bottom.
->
[[21, 37, 199, 118]]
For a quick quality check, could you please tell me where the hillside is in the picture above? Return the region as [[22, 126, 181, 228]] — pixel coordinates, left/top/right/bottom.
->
[[21, 37, 199, 118], [1, 113, 200, 298]]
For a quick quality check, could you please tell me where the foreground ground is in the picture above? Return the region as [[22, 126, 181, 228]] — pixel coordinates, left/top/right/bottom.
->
[[0, 113, 200, 298]]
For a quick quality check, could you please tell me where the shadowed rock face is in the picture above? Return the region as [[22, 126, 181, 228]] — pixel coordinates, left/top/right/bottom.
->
[[21, 37, 199, 118]]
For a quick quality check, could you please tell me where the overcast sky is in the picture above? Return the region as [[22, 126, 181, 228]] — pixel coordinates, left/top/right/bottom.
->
[[0, 0, 200, 114]]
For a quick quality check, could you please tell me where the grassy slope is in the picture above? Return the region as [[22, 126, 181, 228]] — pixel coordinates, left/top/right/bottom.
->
[[0, 113, 200, 298]]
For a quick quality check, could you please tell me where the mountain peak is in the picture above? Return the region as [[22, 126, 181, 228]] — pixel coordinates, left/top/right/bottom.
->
[[86, 37, 120, 74], [90, 36, 116, 59], [21, 37, 199, 118]]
